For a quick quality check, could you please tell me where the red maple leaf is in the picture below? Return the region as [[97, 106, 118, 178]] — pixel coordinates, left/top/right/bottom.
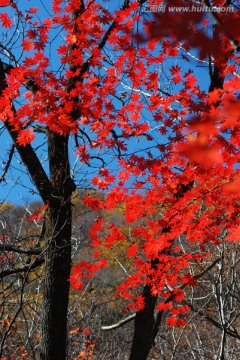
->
[[127, 244, 138, 258], [166, 316, 187, 327], [17, 128, 35, 146], [0, 12, 12, 28]]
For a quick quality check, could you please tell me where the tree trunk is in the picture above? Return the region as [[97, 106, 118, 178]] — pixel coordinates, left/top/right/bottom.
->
[[129, 285, 158, 360], [39, 132, 76, 360], [129, 27, 228, 357], [1, 60, 76, 360]]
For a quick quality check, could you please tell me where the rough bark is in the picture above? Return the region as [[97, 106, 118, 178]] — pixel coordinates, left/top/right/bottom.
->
[[129, 285, 158, 360], [39, 132, 76, 360]]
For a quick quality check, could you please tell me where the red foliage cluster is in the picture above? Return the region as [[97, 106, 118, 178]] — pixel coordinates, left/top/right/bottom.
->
[[0, 0, 239, 328]]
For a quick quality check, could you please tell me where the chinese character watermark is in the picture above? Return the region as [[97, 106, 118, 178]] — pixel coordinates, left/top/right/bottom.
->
[[142, 4, 166, 13]]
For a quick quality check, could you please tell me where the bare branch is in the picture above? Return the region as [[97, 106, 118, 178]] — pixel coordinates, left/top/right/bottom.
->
[[0, 144, 14, 183], [184, 301, 240, 340], [0, 243, 41, 255], [101, 314, 136, 331], [0, 257, 44, 279]]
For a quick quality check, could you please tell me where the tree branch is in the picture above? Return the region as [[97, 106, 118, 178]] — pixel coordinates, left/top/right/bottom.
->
[[0, 60, 59, 205], [101, 313, 136, 331], [0, 243, 41, 255], [184, 301, 240, 340], [0, 144, 14, 183], [0, 257, 44, 279]]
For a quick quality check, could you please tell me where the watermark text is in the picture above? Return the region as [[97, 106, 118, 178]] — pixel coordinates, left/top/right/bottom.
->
[[143, 4, 234, 13]]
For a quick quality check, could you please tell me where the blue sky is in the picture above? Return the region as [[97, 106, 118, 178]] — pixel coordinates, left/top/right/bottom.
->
[[0, 0, 214, 205]]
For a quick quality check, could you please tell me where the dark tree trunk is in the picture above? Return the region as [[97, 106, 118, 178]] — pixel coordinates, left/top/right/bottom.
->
[[129, 26, 228, 358], [129, 285, 158, 360], [0, 62, 76, 360], [39, 132, 76, 360]]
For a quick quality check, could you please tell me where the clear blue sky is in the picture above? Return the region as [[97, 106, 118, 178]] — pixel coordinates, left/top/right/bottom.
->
[[0, 0, 212, 205]]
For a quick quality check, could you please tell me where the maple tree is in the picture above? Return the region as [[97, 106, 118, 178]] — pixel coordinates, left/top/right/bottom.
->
[[0, 0, 240, 359]]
